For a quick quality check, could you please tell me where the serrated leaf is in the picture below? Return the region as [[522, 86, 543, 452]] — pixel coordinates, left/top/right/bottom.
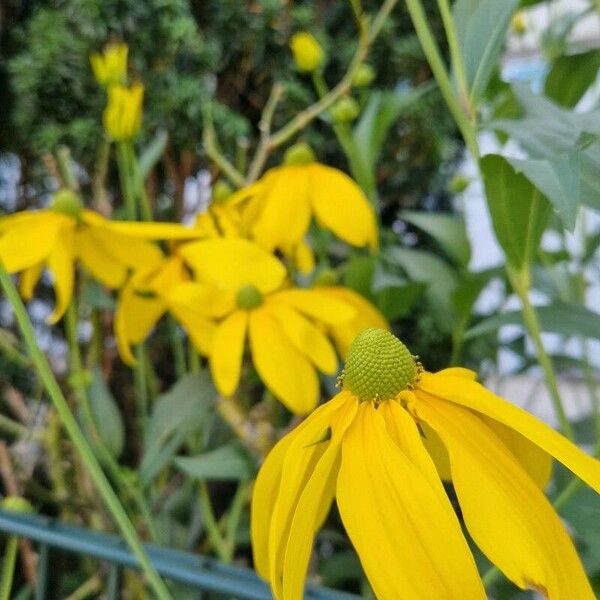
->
[[174, 443, 254, 481], [480, 154, 552, 269], [465, 301, 600, 340], [401, 210, 471, 266], [86, 368, 124, 458]]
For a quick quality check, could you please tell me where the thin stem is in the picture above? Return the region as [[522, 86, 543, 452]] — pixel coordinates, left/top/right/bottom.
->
[[167, 315, 187, 379], [134, 344, 149, 437], [0, 413, 28, 438], [126, 141, 153, 221], [223, 481, 251, 562], [404, 0, 479, 159], [508, 267, 575, 441], [0, 265, 171, 600], [0, 536, 18, 600], [198, 482, 230, 561], [116, 142, 138, 220]]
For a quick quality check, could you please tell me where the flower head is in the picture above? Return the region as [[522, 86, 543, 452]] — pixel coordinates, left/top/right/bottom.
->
[[0, 193, 200, 323], [180, 238, 360, 413], [103, 83, 144, 141], [252, 328, 600, 599], [90, 43, 128, 86], [229, 148, 378, 272], [290, 32, 324, 72]]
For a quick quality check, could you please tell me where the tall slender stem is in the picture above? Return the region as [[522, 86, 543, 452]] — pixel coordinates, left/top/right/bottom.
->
[[0, 536, 17, 600], [0, 265, 171, 600], [116, 142, 138, 220]]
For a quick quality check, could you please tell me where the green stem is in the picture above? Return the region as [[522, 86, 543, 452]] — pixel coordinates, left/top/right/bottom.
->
[[134, 344, 149, 437], [116, 142, 138, 220], [198, 482, 230, 561], [0, 266, 171, 600], [167, 315, 187, 379], [0, 536, 18, 600], [223, 481, 251, 562], [404, 0, 479, 159], [508, 267, 575, 441], [0, 413, 28, 438], [125, 141, 153, 221]]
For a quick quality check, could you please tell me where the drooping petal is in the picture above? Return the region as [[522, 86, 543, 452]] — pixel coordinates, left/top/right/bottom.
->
[[337, 402, 486, 600], [19, 263, 44, 300], [418, 372, 600, 492], [267, 303, 338, 374], [249, 307, 318, 414], [181, 238, 286, 294], [308, 164, 377, 250], [76, 229, 128, 288], [0, 212, 67, 273], [250, 166, 312, 251], [292, 239, 315, 275], [170, 304, 216, 357], [282, 398, 358, 600], [209, 311, 248, 396], [269, 288, 356, 326], [103, 219, 203, 240], [415, 396, 595, 599], [435, 366, 477, 379], [166, 281, 234, 319], [46, 225, 75, 323], [263, 393, 352, 596]]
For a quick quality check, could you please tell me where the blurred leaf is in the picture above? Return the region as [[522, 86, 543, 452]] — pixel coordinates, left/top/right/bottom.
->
[[452, 272, 492, 322], [480, 154, 552, 268], [174, 443, 254, 481], [401, 210, 471, 266], [376, 282, 426, 321], [140, 371, 215, 484], [342, 255, 375, 299], [82, 280, 115, 310], [137, 130, 168, 181], [507, 151, 581, 231], [320, 549, 362, 587], [545, 50, 600, 108], [453, 0, 519, 102], [561, 487, 600, 572], [465, 301, 600, 340], [86, 368, 125, 458]]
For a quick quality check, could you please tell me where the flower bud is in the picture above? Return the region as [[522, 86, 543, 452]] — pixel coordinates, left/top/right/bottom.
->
[[448, 173, 470, 194], [51, 189, 83, 217], [90, 43, 128, 87], [236, 284, 263, 310], [330, 97, 360, 123], [2, 496, 33, 514], [283, 142, 316, 166], [511, 11, 527, 35], [290, 32, 324, 73], [103, 83, 144, 141], [352, 64, 375, 88], [212, 180, 234, 203]]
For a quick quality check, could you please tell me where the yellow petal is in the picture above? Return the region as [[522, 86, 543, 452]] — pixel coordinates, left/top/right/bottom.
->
[[104, 220, 203, 240], [250, 166, 312, 251], [292, 239, 315, 275], [166, 281, 234, 319], [415, 396, 595, 599], [308, 164, 378, 250], [0, 212, 67, 273], [181, 238, 286, 294], [264, 393, 351, 596], [76, 229, 128, 288], [337, 402, 486, 600], [267, 302, 338, 374], [115, 281, 166, 365], [436, 366, 477, 379], [418, 372, 600, 493], [170, 304, 216, 357], [46, 225, 75, 323], [282, 398, 358, 600], [19, 263, 44, 300], [209, 311, 248, 396], [269, 288, 356, 326], [248, 308, 318, 414]]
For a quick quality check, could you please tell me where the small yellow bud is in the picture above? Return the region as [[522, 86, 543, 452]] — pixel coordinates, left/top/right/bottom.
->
[[212, 180, 234, 203], [283, 142, 316, 166], [90, 43, 128, 87], [103, 83, 144, 141], [330, 97, 360, 123], [51, 189, 83, 216], [511, 11, 527, 35], [352, 63, 375, 88], [290, 32, 324, 73]]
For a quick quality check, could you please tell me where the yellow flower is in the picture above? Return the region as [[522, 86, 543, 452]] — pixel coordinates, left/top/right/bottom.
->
[[115, 254, 226, 365], [0, 189, 199, 323], [252, 328, 600, 600], [180, 238, 357, 413], [290, 32, 324, 72], [90, 43, 128, 86], [230, 148, 378, 272], [103, 83, 144, 141]]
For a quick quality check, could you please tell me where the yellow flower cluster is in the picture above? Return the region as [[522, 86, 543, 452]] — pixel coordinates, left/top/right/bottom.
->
[[0, 145, 384, 414]]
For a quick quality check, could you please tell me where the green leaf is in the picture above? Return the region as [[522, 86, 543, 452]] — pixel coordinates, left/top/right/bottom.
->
[[86, 368, 125, 458], [561, 487, 600, 572], [137, 130, 168, 181], [507, 151, 581, 231], [480, 154, 552, 269], [140, 371, 215, 484], [453, 0, 519, 101], [400, 210, 471, 266], [545, 50, 600, 108], [465, 301, 600, 340], [174, 443, 254, 481]]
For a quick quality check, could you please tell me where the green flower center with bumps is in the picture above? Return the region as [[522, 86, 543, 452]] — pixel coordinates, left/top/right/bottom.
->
[[51, 189, 83, 217], [343, 328, 418, 402], [236, 284, 263, 310], [283, 142, 316, 166]]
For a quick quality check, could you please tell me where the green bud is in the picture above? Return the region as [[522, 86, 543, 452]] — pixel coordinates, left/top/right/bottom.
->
[[2, 496, 33, 514], [352, 64, 375, 88], [448, 173, 470, 194], [212, 180, 234, 203], [51, 189, 83, 217], [283, 142, 316, 166], [343, 328, 418, 402], [330, 97, 360, 123], [236, 284, 263, 310]]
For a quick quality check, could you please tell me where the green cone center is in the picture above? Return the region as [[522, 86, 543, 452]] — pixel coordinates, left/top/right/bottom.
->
[[51, 189, 83, 217], [343, 328, 418, 402], [236, 284, 263, 310]]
